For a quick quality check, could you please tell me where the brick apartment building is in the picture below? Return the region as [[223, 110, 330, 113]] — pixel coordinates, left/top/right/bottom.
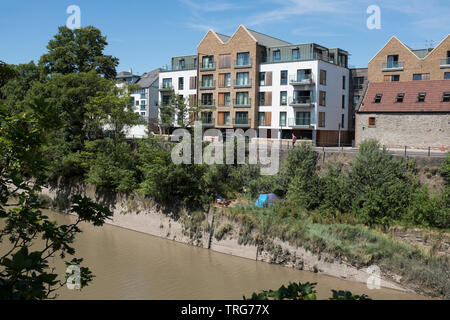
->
[[356, 35, 450, 149]]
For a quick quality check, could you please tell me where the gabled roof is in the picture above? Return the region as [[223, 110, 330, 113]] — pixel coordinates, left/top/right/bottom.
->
[[359, 80, 450, 113], [246, 28, 291, 47], [216, 33, 231, 43], [137, 68, 161, 88]]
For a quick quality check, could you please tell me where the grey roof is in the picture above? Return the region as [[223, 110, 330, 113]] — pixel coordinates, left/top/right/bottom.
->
[[411, 48, 433, 59], [247, 28, 291, 47], [136, 68, 161, 88], [117, 71, 133, 77], [216, 33, 231, 43]]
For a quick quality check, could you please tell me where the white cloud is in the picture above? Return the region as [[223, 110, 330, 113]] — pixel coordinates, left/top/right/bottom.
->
[[180, 0, 243, 12]]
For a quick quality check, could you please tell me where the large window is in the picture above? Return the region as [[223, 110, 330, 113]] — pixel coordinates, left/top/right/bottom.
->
[[258, 112, 266, 126], [279, 112, 287, 127], [217, 112, 230, 125], [201, 112, 213, 124], [236, 72, 250, 86], [280, 91, 287, 106], [295, 112, 311, 126], [201, 93, 214, 106], [259, 72, 266, 86], [387, 55, 399, 68], [292, 49, 300, 60], [201, 75, 214, 88], [236, 52, 250, 66], [235, 112, 248, 124], [273, 50, 281, 61], [178, 77, 184, 90], [320, 70, 327, 85], [218, 92, 230, 106], [162, 78, 172, 89], [235, 92, 249, 105], [202, 55, 214, 69], [353, 76, 364, 90], [280, 70, 287, 85]]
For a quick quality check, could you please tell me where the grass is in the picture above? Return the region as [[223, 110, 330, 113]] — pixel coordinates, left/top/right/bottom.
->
[[218, 205, 450, 298]]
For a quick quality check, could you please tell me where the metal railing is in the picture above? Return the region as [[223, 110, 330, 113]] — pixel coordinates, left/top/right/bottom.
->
[[160, 63, 197, 72], [288, 117, 314, 127], [289, 96, 313, 106], [233, 98, 251, 107], [382, 61, 404, 71], [233, 78, 252, 88], [198, 99, 215, 107], [199, 80, 216, 90], [200, 61, 216, 71], [234, 58, 252, 68], [289, 74, 314, 85], [201, 117, 215, 126], [159, 83, 173, 90], [233, 117, 251, 126]]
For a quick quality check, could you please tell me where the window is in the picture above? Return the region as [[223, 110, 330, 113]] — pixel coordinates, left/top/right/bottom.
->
[[443, 92, 450, 102], [445, 72, 450, 80], [236, 52, 250, 67], [292, 49, 300, 60], [341, 114, 345, 129], [202, 55, 214, 69], [392, 75, 400, 81], [236, 92, 249, 105], [295, 112, 311, 126], [140, 105, 146, 111], [219, 54, 231, 69], [342, 76, 346, 89], [235, 112, 248, 124], [413, 74, 422, 81], [135, 100, 139, 106], [273, 50, 281, 61], [396, 93, 405, 103], [140, 88, 146, 99], [368, 117, 376, 127], [218, 92, 230, 106], [162, 95, 170, 105], [417, 92, 426, 103], [258, 112, 265, 126], [236, 72, 250, 86], [201, 112, 213, 124], [219, 73, 231, 87], [218, 111, 230, 125], [374, 93, 382, 103], [178, 77, 184, 90], [342, 95, 345, 109], [162, 78, 172, 89], [319, 91, 326, 106], [189, 76, 197, 90], [201, 75, 214, 88], [259, 72, 266, 86], [353, 77, 364, 90], [280, 91, 287, 106], [279, 112, 287, 127], [179, 59, 185, 69], [296, 69, 311, 82], [387, 55, 399, 68], [320, 70, 327, 85], [318, 112, 325, 127], [280, 70, 287, 85], [259, 92, 266, 106], [201, 93, 213, 106], [353, 95, 360, 107]]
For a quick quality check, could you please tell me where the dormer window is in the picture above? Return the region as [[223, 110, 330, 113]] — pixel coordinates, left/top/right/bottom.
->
[[417, 92, 426, 102], [443, 92, 450, 102], [396, 93, 405, 103], [374, 93, 382, 103]]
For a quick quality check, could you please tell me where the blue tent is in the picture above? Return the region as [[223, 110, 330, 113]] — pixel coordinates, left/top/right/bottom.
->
[[254, 193, 280, 208]]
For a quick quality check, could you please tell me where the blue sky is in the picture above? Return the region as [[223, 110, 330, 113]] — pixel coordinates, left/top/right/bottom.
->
[[1, 0, 449, 74]]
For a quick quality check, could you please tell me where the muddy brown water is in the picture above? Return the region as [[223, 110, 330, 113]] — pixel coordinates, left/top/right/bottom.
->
[[2, 210, 427, 300]]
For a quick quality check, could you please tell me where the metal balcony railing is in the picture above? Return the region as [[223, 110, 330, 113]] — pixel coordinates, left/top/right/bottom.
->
[[440, 58, 450, 68], [233, 117, 251, 126], [233, 98, 251, 108], [159, 83, 173, 90], [382, 61, 404, 71], [201, 117, 215, 126], [200, 61, 216, 71], [233, 78, 252, 88], [234, 58, 252, 69], [199, 80, 216, 90], [289, 74, 314, 85]]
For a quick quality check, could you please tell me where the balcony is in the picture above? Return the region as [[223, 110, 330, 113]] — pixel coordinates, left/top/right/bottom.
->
[[233, 117, 251, 127], [440, 58, 450, 69], [233, 98, 251, 108], [234, 58, 252, 69], [382, 61, 404, 71], [200, 62, 216, 72], [234, 78, 252, 88], [289, 74, 314, 86], [159, 84, 173, 91], [289, 97, 313, 107], [201, 117, 215, 127], [288, 117, 315, 129], [198, 99, 215, 108], [199, 80, 216, 90]]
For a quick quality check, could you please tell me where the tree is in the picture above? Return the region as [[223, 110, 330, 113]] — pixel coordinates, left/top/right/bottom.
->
[[158, 89, 177, 134], [0, 101, 112, 299], [0, 61, 18, 100], [39, 26, 118, 79]]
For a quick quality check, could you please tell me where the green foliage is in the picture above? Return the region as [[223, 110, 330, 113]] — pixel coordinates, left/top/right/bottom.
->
[[39, 26, 118, 79], [318, 164, 351, 214], [329, 290, 370, 300], [214, 222, 233, 241]]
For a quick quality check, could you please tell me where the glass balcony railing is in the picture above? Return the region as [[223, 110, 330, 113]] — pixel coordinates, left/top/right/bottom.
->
[[382, 61, 404, 71], [233, 117, 251, 126], [160, 63, 197, 72], [234, 78, 252, 88], [233, 98, 251, 107], [440, 58, 450, 68], [234, 58, 252, 68], [289, 74, 314, 85], [289, 96, 313, 106], [199, 80, 216, 90], [198, 99, 215, 107], [200, 62, 216, 71], [159, 83, 173, 90]]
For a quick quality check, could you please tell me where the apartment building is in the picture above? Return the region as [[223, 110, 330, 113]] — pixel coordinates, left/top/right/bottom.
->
[[356, 35, 450, 149], [349, 68, 368, 130], [116, 68, 161, 137], [159, 25, 351, 146]]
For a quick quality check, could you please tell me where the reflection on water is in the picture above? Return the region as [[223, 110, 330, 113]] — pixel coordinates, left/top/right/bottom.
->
[[19, 211, 428, 299]]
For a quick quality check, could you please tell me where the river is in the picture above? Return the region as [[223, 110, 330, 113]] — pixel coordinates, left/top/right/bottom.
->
[[9, 210, 427, 300]]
